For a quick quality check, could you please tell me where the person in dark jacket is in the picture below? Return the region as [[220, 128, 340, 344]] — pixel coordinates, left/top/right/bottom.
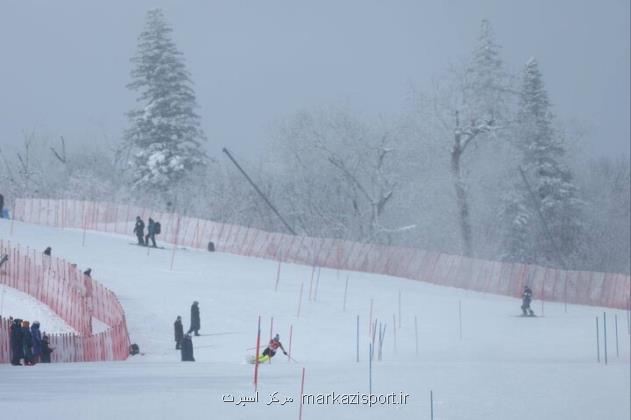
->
[[40, 334, 54, 363], [133, 216, 145, 245], [83, 268, 92, 278], [521, 285, 535, 316], [31, 321, 42, 363], [43, 247, 52, 256], [145, 218, 158, 248], [10, 318, 24, 365], [180, 333, 195, 361], [21, 320, 34, 365], [174, 315, 184, 350], [187, 301, 200, 336]]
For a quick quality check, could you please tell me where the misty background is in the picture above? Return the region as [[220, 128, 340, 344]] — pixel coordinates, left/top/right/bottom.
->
[[0, 1, 629, 274], [1, 0, 629, 157]]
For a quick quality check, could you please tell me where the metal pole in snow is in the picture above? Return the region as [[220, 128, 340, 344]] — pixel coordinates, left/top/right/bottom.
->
[[269, 316, 274, 341], [308, 265, 315, 301], [298, 367, 306, 420], [393, 314, 397, 354], [614, 314, 619, 358], [343, 275, 349, 312], [369, 298, 373, 338], [458, 300, 463, 340], [274, 259, 281, 291], [430, 390, 434, 420], [603, 312, 608, 365], [415, 315, 419, 357], [368, 343, 373, 395], [314, 266, 320, 302], [398, 290, 401, 330], [596, 316, 600, 363], [297, 282, 304, 318], [356, 315, 360, 362]]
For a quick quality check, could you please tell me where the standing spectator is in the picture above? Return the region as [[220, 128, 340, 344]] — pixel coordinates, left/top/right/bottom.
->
[[21, 320, 34, 365], [40, 334, 54, 363], [174, 315, 184, 350], [187, 301, 200, 336], [10, 318, 24, 366], [43, 247, 52, 256], [31, 321, 42, 363], [133, 216, 145, 245], [83, 268, 92, 278], [180, 333, 195, 361], [145, 218, 158, 248]]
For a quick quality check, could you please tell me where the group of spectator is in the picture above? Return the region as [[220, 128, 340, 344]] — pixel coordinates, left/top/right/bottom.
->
[[173, 301, 200, 362], [9, 317, 54, 366], [133, 216, 161, 247]]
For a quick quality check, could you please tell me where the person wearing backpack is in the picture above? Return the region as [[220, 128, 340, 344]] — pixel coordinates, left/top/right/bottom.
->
[[145, 218, 160, 248]]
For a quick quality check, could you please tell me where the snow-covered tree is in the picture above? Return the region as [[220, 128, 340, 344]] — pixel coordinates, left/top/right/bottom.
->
[[503, 58, 583, 265], [123, 9, 207, 200]]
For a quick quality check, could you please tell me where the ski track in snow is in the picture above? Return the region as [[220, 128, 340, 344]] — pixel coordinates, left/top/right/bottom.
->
[[0, 219, 628, 420]]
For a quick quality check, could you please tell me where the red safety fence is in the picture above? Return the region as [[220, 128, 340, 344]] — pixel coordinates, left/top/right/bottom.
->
[[0, 240, 130, 363], [12, 198, 631, 310]]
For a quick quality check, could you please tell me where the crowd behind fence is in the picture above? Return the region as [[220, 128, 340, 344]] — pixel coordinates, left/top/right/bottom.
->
[[0, 240, 130, 363], [11, 198, 631, 310]]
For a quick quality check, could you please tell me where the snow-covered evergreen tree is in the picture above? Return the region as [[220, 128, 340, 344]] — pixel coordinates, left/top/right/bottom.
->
[[502, 58, 583, 265], [124, 9, 207, 197]]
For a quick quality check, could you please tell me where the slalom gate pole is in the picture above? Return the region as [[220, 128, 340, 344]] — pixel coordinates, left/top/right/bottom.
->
[[369, 298, 373, 338], [314, 267, 320, 302], [603, 312, 608, 365], [415, 315, 419, 357], [596, 317, 600, 363], [458, 300, 463, 340], [275, 259, 281, 291], [368, 343, 373, 395], [288, 324, 293, 361], [356, 315, 360, 362], [269, 316, 274, 341], [170, 214, 181, 271], [371, 319, 378, 361], [343, 275, 349, 312], [398, 290, 402, 330], [298, 367, 306, 420], [309, 265, 315, 301], [614, 314, 619, 358], [254, 316, 261, 390], [297, 282, 304, 318], [393, 314, 397, 354], [430, 390, 434, 420]]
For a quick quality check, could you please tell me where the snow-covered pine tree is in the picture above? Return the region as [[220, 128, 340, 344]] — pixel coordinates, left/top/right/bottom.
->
[[124, 9, 207, 198], [505, 58, 583, 265]]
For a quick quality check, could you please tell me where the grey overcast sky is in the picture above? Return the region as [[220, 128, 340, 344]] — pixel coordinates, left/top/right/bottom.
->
[[0, 0, 629, 159]]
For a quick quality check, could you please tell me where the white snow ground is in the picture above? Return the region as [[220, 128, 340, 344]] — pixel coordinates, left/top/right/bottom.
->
[[0, 219, 628, 420], [0, 285, 77, 334]]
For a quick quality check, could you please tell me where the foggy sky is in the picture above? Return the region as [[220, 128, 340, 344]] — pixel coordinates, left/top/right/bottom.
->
[[1, 0, 629, 159]]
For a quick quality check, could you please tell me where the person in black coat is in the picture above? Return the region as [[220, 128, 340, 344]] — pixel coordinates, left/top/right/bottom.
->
[[180, 333, 195, 361], [174, 315, 184, 350], [187, 301, 200, 336], [31, 321, 42, 363], [43, 247, 52, 256], [10, 318, 24, 365], [521, 285, 535, 316], [40, 334, 54, 363], [21, 320, 34, 365], [145, 218, 157, 248], [133, 216, 145, 245]]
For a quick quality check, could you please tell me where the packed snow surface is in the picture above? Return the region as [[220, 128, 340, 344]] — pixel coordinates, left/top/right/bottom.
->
[[0, 219, 628, 420]]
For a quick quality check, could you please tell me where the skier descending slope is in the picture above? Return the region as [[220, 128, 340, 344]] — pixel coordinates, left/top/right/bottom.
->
[[521, 285, 535, 317], [251, 334, 287, 363]]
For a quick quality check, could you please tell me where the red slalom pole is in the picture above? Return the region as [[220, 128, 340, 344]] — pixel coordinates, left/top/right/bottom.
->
[[298, 367, 306, 420], [288, 324, 293, 361], [254, 315, 262, 390]]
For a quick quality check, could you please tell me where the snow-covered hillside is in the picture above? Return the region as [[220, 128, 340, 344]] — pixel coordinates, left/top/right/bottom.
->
[[0, 219, 628, 420]]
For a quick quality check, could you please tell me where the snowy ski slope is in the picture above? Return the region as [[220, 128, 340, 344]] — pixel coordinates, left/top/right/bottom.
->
[[0, 219, 628, 420]]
